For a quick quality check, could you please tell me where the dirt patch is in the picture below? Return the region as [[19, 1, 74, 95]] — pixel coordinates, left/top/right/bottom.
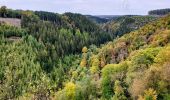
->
[[0, 18, 21, 27], [7, 36, 22, 42]]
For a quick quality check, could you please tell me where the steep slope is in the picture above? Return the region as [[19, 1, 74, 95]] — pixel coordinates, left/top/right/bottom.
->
[[34, 11, 101, 33], [21, 11, 111, 62], [88, 15, 170, 66], [0, 7, 112, 74], [102, 15, 158, 38], [70, 15, 170, 100], [47, 15, 170, 100]]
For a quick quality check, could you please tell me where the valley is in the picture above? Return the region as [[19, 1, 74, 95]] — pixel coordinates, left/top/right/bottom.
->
[[0, 6, 170, 100]]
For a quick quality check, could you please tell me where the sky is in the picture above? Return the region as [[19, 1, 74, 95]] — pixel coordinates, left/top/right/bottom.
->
[[0, 0, 170, 15]]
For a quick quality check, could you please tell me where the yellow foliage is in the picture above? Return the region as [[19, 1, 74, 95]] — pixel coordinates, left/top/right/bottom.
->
[[100, 56, 106, 68], [90, 56, 99, 74], [92, 56, 99, 66], [138, 88, 157, 100], [80, 46, 88, 67], [79, 72, 85, 78], [72, 71, 78, 79], [65, 82, 76, 100], [18, 93, 34, 100], [154, 45, 170, 65], [82, 46, 88, 53], [114, 80, 124, 95], [138, 95, 145, 100], [80, 58, 87, 67], [90, 66, 98, 74], [150, 30, 170, 47]]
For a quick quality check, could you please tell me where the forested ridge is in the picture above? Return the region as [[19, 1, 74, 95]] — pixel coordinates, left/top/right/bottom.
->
[[102, 15, 158, 38], [149, 8, 170, 16], [0, 6, 170, 100]]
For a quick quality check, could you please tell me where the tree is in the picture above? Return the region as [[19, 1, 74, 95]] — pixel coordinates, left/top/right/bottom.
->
[[90, 56, 99, 74], [130, 78, 146, 99], [80, 47, 88, 67], [80, 58, 87, 67], [138, 88, 157, 100], [112, 80, 127, 100], [21, 11, 39, 27], [65, 82, 76, 100], [101, 62, 128, 99], [126, 47, 161, 85], [82, 46, 88, 53], [0, 6, 7, 17], [0, 35, 50, 99]]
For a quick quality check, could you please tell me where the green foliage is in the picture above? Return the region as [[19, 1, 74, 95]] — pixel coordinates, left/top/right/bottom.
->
[[112, 80, 127, 100], [101, 62, 128, 99], [129, 47, 161, 72], [35, 11, 62, 24], [0, 6, 7, 17], [90, 56, 100, 74], [0, 24, 26, 37], [0, 36, 50, 99], [0, 6, 21, 18], [20, 11, 112, 71], [21, 11, 39, 28]]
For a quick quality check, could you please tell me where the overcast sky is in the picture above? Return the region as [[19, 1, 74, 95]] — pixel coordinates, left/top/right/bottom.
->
[[0, 0, 170, 15]]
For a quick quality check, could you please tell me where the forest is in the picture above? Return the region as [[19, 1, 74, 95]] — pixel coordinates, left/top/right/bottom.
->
[[148, 8, 170, 16], [0, 6, 170, 100]]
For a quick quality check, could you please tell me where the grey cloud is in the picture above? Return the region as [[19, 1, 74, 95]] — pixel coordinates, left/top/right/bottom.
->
[[0, 0, 170, 15]]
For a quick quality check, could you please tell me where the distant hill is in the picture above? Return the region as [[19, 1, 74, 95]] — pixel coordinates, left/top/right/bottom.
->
[[102, 15, 158, 38], [86, 15, 108, 24], [95, 15, 122, 20], [86, 15, 125, 24], [148, 8, 170, 16]]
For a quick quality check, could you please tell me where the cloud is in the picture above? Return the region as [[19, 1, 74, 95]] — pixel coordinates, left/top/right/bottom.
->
[[0, 0, 170, 15]]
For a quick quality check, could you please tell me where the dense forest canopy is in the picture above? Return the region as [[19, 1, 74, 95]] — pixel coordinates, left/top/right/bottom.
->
[[148, 8, 170, 16], [0, 6, 170, 100]]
